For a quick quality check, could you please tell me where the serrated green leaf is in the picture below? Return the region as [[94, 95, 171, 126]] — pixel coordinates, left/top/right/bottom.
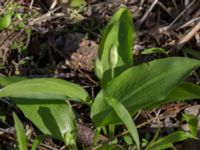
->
[[145, 131, 196, 150], [13, 112, 28, 150], [105, 97, 140, 150], [0, 78, 91, 105], [0, 13, 11, 30], [91, 57, 200, 126], [99, 7, 134, 85]]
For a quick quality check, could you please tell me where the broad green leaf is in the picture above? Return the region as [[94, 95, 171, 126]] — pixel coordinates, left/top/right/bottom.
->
[[13, 112, 28, 150], [91, 57, 200, 126], [145, 131, 196, 150], [70, 0, 86, 7], [0, 77, 77, 143], [141, 48, 168, 55], [182, 48, 200, 60], [99, 8, 134, 85], [145, 82, 200, 110], [166, 82, 200, 101], [0, 13, 11, 30], [182, 113, 198, 136], [13, 98, 77, 142], [105, 97, 140, 150], [0, 78, 91, 105], [0, 76, 26, 87]]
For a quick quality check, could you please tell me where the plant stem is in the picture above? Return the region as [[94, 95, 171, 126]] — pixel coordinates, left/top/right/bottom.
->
[[108, 70, 116, 138], [111, 68, 115, 79], [93, 128, 101, 146], [108, 124, 115, 138]]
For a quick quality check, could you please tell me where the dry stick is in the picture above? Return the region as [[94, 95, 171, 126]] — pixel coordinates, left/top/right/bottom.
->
[[77, 69, 98, 85], [193, 9, 200, 18], [172, 0, 178, 10], [178, 17, 200, 29], [138, 0, 159, 26], [50, 0, 58, 10], [0, 0, 14, 15], [29, 0, 34, 9], [28, 6, 63, 26], [157, 1, 172, 17], [160, 0, 196, 32], [176, 21, 200, 50], [0, 123, 107, 149], [2, 29, 24, 64], [0, 127, 58, 150], [140, 0, 145, 7]]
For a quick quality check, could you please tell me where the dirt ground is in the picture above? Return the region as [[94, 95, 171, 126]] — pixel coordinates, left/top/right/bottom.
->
[[0, 0, 200, 149]]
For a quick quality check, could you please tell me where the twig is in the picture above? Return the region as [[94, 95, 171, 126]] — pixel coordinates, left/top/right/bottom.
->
[[157, 1, 172, 17], [178, 17, 200, 29], [29, 0, 34, 9], [0, 0, 14, 15], [77, 69, 98, 85], [28, 6, 63, 26], [138, 0, 159, 26], [172, 0, 178, 10], [50, 0, 58, 10], [0, 127, 14, 134], [160, 0, 196, 32], [176, 21, 200, 50]]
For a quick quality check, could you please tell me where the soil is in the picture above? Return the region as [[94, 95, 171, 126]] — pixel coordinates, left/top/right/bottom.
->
[[0, 0, 200, 149]]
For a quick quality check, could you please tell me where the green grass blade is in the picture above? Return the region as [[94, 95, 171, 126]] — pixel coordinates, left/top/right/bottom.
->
[[91, 57, 200, 126], [145, 131, 196, 150], [105, 97, 140, 150], [13, 112, 28, 150], [31, 135, 45, 150]]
